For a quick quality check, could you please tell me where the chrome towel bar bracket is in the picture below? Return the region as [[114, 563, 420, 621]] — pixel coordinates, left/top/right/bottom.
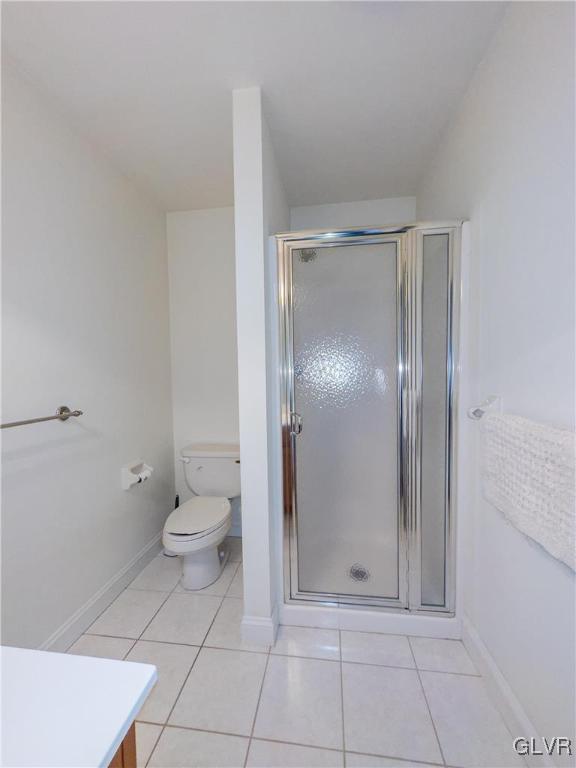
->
[[1, 405, 84, 430], [467, 395, 502, 421]]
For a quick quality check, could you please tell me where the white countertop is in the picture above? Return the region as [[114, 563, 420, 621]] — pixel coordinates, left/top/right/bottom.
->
[[1, 646, 157, 767]]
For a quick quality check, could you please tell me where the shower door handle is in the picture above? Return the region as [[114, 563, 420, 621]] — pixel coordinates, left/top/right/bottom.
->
[[290, 412, 303, 435]]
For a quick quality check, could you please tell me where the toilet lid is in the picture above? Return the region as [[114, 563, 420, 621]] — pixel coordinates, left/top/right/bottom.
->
[[165, 497, 231, 536]]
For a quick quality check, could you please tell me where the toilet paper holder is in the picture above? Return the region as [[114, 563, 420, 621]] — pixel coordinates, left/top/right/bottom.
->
[[122, 460, 154, 490]]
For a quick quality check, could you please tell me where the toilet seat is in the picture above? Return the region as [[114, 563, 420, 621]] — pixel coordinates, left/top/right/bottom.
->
[[163, 496, 232, 558], [165, 497, 231, 538]]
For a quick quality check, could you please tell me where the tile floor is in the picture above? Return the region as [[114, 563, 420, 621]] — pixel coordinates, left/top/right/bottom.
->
[[67, 538, 524, 768]]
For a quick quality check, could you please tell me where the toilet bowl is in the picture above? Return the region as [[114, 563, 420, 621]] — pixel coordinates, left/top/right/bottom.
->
[[163, 497, 232, 589], [163, 443, 240, 590]]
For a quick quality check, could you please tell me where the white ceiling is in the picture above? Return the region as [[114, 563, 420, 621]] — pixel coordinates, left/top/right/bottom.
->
[[2, 2, 505, 211]]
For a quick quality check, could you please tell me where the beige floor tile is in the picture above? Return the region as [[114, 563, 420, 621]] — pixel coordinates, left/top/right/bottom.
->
[[272, 626, 340, 661], [89, 590, 168, 639], [148, 726, 248, 768], [136, 723, 162, 767], [341, 631, 414, 669], [226, 566, 244, 597], [205, 598, 269, 652], [420, 671, 523, 767], [126, 641, 199, 724], [346, 754, 441, 767], [247, 740, 344, 767], [67, 634, 134, 660], [342, 663, 442, 764], [254, 655, 343, 749], [142, 593, 222, 645], [409, 637, 477, 675], [130, 554, 182, 592], [169, 647, 267, 735]]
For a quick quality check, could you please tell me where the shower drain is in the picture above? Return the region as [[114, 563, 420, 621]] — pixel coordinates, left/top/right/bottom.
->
[[349, 563, 370, 582]]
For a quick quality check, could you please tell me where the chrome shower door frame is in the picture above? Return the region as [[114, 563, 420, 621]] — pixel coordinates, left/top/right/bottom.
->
[[277, 223, 461, 615]]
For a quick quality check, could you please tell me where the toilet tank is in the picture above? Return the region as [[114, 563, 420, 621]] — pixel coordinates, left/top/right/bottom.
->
[[181, 442, 241, 498]]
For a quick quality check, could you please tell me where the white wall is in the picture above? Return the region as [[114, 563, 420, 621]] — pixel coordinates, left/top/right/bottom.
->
[[290, 196, 416, 231], [417, 2, 575, 744], [1, 65, 174, 649], [166, 207, 240, 530], [232, 87, 289, 643]]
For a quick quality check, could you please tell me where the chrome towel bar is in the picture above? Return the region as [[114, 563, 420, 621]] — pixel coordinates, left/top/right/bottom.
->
[[1, 405, 84, 430]]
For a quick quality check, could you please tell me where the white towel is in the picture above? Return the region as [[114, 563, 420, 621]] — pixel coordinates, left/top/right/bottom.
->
[[482, 412, 575, 571]]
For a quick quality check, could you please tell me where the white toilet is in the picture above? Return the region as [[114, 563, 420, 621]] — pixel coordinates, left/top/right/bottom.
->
[[163, 443, 240, 590]]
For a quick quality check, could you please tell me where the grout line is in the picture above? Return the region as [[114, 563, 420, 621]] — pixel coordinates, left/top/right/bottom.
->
[[97, 551, 225, 766], [145, 724, 457, 768], [250, 735, 343, 756], [78, 588, 167, 641], [198, 594, 227, 647], [226, 566, 240, 598], [137, 721, 163, 768], [149, 581, 261, 768], [244, 644, 272, 768], [108, 635, 268, 656], [122, 638, 138, 660], [157, 592, 226, 731], [145, 723, 166, 768], [83, 588, 171, 645], [142, 636, 200, 649], [66, 635, 139, 656], [78, 548, 241, 767], [411, 666, 480, 678], [74, 630, 480, 678], [158, 723, 344, 755], [285, 624, 461, 641], [346, 748, 454, 767], [338, 629, 346, 768], [203, 643, 268, 655], [82, 632, 136, 641], [156, 723, 252, 741], [135, 575, 227, 647], [134, 559, 180, 768], [83, 552, 176, 639], [137, 719, 168, 727], [133, 591, 173, 642], [136, 544, 224, 766], [82, 546, 471, 768], [224, 561, 242, 598], [408, 636, 447, 767], [270, 651, 340, 664], [72, 637, 478, 676], [339, 657, 479, 677]]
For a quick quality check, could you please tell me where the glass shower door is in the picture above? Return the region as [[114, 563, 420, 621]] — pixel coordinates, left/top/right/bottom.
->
[[289, 240, 404, 604], [280, 224, 458, 613]]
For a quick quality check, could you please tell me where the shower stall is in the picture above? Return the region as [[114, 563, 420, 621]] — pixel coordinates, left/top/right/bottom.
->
[[277, 223, 461, 615]]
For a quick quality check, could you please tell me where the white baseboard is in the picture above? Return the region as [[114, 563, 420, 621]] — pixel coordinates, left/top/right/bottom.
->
[[279, 603, 462, 639], [462, 615, 553, 768], [241, 603, 279, 646], [40, 532, 163, 653]]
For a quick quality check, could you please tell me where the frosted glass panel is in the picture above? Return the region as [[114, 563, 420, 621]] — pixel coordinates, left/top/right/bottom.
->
[[292, 242, 399, 599], [421, 234, 449, 606]]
